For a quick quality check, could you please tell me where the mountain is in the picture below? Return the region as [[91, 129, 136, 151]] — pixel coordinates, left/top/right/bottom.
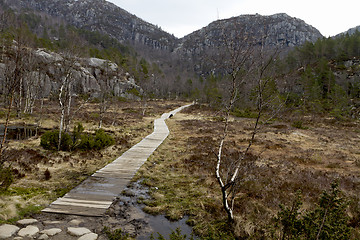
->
[[0, 0, 326, 96], [179, 13, 322, 53], [1, 0, 323, 54], [1, 0, 178, 52], [336, 25, 360, 37], [176, 13, 323, 74]]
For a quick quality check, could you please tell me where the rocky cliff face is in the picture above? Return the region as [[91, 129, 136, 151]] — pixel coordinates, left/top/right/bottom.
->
[[0, 48, 142, 99]]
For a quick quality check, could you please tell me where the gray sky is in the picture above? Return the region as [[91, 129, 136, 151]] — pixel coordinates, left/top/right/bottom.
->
[[107, 0, 360, 38]]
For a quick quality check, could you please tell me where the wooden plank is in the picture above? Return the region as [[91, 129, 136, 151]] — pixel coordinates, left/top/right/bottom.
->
[[42, 103, 193, 216]]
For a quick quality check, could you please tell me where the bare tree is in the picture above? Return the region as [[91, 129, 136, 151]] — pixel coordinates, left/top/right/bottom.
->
[[0, 28, 31, 157], [56, 55, 77, 150], [98, 61, 117, 129], [22, 58, 44, 115], [214, 26, 284, 222]]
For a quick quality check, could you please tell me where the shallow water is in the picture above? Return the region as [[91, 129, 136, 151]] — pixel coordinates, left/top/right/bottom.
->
[[0, 125, 42, 140], [121, 181, 196, 239], [137, 215, 194, 240]]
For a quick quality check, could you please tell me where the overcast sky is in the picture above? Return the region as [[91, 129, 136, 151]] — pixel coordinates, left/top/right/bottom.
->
[[107, 0, 360, 38]]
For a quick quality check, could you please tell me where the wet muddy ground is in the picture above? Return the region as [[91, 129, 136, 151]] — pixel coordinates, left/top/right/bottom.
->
[[31, 180, 193, 239]]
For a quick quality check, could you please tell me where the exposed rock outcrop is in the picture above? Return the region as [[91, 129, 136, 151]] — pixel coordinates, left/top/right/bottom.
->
[[0, 48, 142, 99]]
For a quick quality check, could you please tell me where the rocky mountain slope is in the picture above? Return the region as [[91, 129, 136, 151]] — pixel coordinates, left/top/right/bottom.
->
[[175, 13, 323, 75], [336, 25, 360, 37], [178, 13, 322, 57], [0, 0, 332, 95], [1, 0, 177, 52], [2, 0, 323, 54]]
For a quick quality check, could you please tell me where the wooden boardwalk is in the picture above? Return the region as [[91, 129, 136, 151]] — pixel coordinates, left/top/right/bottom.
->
[[42, 103, 193, 216]]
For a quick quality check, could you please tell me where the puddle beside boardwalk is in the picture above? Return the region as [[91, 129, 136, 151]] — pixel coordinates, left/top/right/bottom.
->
[[119, 180, 196, 239], [137, 216, 193, 240], [0, 125, 44, 140]]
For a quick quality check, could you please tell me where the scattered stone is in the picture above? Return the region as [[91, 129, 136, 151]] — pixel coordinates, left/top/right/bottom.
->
[[40, 228, 62, 236], [122, 189, 135, 197], [0, 224, 20, 239], [17, 218, 39, 225], [123, 225, 136, 236], [67, 227, 91, 236], [13, 237, 23, 240], [38, 233, 49, 240], [18, 225, 40, 237], [78, 232, 98, 240], [43, 220, 64, 225], [69, 219, 84, 226]]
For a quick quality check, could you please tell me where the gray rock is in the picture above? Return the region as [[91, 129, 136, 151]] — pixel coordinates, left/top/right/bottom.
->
[[0, 46, 142, 100], [67, 227, 91, 236], [88, 58, 118, 71], [18, 225, 40, 237], [38, 233, 49, 240], [40, 228, 62, 236], [35, 49, 63, 63], [0, 224, 20, 239], [17, 218, 39, 225], [69, 219, 83, 226], [43, 220, 64, 225], [78, 232, 98, 240]]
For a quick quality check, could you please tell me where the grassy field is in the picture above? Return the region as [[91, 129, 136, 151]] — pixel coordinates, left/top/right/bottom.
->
[[1, 100, 360, 239], [134, 104, 360, 239], [0, 99, 185, 223]]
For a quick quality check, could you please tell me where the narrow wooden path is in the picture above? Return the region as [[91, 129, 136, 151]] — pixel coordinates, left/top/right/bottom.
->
[[42, 103, 193, 216]]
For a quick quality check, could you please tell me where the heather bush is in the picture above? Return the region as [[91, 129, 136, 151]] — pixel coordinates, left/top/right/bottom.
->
[[0, 165, 13, 192], [41, 124, 114, 151], [40, 130, 72, 151]]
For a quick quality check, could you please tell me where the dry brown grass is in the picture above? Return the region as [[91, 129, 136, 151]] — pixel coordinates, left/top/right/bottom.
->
[[0, 99, 186, 222], [135, 104, 360, 238]]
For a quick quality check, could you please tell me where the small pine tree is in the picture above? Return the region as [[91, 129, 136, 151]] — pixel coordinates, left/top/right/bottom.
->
[[302, 182, 351, 240], [277, 181, 351, 240]]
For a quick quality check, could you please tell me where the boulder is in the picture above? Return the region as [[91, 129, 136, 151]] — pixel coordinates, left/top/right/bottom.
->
[[17, 218, 39, 225], [78, 232, 98, 240], [0, 224, 20, 239], [67, 227, 91, 236], [38, 233, 49, 239], [40, 228, 62, 236], [18, 225, 40, 237]]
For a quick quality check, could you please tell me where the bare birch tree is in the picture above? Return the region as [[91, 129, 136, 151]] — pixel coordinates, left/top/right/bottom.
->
[[0, 28, 31, 157], [214, 26, 284, 222], [98, 61, 117, 129], [56, 55, 77, 150]]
